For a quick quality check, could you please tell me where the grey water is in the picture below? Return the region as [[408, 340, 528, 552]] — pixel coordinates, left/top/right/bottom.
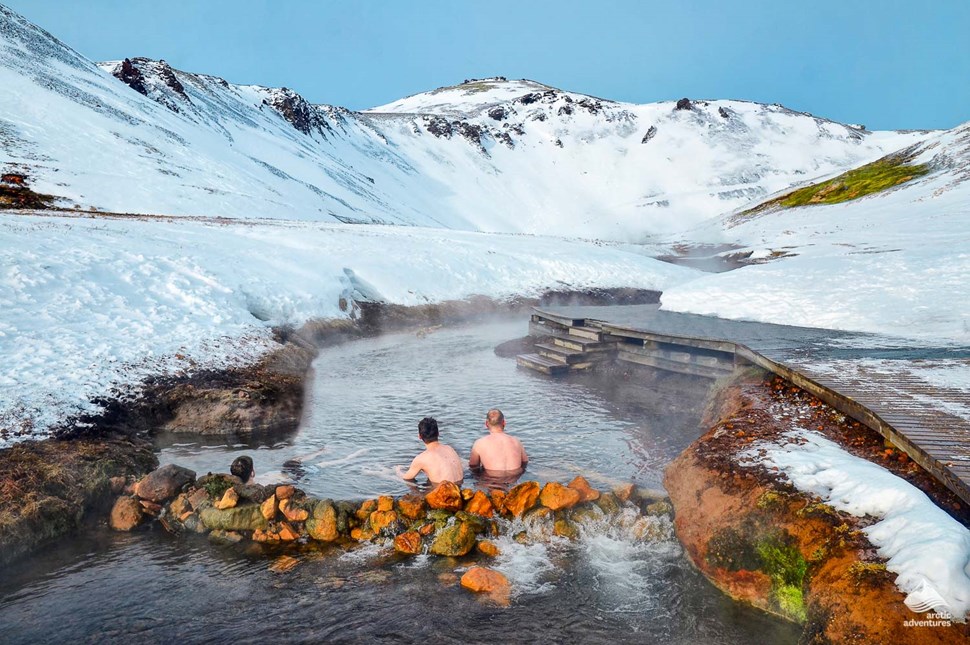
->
[[0, 317, 800, 644]]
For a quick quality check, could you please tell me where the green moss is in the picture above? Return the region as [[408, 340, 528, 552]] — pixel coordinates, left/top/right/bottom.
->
[[846, 561, 890, 587], [757, 490, 785, 510], [201, 477, 232, 500], [797, 501, 840, 521], [775, 584, 808, 622], [741, 151, 930, 216], [756, 535, 809, 623]]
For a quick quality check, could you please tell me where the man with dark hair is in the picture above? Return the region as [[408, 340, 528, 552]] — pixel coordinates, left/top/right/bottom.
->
[[469, 408, 528, 472], [230, 455, 255, 484], [396, 417, 464, 483]]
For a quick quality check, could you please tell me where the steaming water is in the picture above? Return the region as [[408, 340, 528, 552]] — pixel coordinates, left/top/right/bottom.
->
[[0, 317, 800, 643]]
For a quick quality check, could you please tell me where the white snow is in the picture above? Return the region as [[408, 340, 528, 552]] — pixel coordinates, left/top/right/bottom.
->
[[743, 429, 970, 621], [661, 123, 970, 343], [0, 213, 697, 446]]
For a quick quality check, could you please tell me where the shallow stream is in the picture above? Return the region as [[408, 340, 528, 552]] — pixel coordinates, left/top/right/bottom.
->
[[0, 316, 799, 643]]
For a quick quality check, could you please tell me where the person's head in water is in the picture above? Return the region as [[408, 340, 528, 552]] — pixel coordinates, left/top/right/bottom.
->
[[486, 408, 505, 430], [418, 417, 439, 443], [230, 455, 254, 483]]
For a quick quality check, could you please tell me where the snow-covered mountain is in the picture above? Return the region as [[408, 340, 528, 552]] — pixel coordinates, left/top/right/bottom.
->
[[0, 5, 925, 240]]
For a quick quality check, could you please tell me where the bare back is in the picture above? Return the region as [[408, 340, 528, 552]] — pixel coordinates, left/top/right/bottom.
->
[[470, 432, 528, 471], [404, 442, 464, 483]]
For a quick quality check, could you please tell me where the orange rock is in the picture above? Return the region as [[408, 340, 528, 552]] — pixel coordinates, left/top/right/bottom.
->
[[539, 482, 581, 511], [277, 521, 299, 541], [110, 496, 143, 531], [178, 510, 195, 522], [356, 499, 378, 520], [613, 483, 636, 503], [397, 493, 427, 520], [169, 493, 192, 518], [394, 530, 423, 555], [426, 481, 463, 512], [464, 491, 495, 518], [477, 540, 501, 557], [418, 523, 435, 536], [214, 487, 239, 510], [461, 488, 475, 501], [460, 566, 511, 606], [252, 528, 275, 542], [260, 494, 277, 521], [369, 510, 399, 534], [350, 527, 376, 542], [275, 485, 295, 500], [490, 490, 507, 514], [377, 495, 394, 512], [280, 498, 309, 522], [567, 476, 600, 502], [503, 481, 540, 517]]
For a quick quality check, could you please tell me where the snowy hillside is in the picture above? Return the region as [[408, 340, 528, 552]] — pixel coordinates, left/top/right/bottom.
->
[[661, 122, 970, 341], [0, 6, 925, 240]]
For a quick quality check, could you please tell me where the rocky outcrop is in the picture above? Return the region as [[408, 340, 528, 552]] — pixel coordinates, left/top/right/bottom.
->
[[0, 436, 157, 565], [664, 373, 970, 642]]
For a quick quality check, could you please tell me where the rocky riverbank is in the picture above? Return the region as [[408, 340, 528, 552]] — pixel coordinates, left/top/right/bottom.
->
[[108, 463, 671, 605], [0, 289, 658, 567], [664, 370, 970, 643]]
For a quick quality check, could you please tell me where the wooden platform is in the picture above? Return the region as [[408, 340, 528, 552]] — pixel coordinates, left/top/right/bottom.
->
[[523, 305, 970, 506]]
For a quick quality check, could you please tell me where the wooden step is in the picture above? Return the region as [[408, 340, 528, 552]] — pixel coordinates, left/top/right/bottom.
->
[[552, 336, 615, 353], [567, 325, 603, 341], [516, 353, 571, 376], [531, 309, 587, 328], [534, 342, 583, 364], [530, 321, 617, 352]]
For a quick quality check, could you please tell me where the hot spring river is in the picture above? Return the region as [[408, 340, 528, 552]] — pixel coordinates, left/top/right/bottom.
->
[[0, 317, 799, 643]]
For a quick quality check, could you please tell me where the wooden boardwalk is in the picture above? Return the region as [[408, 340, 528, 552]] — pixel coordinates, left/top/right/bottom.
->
[[523, 305, 970, 506]]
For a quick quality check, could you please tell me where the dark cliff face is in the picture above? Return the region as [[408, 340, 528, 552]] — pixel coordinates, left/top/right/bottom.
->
[[114, 58, 148, 96], [262, 88, 330, 136], [108, 57, 190, 113]]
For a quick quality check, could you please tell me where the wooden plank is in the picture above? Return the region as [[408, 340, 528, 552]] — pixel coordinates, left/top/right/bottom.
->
[[568, 326, 603, 341], [516, 353, 570, 376], [531, 308, 587, 328], [618, 351, 729, 380], [597, 322, 738, 354]]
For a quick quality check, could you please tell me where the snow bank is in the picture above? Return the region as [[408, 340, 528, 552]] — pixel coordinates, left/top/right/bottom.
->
[[0, 214, 697, 446], [744, 430, 970, 620]]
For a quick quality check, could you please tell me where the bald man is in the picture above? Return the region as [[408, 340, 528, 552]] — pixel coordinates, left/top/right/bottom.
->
[[469, 409, 528, 472]]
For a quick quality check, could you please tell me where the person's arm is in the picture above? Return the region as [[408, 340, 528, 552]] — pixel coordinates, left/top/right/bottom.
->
[[469, 440, 482, 470], [519, 440, 529, 468], [398, 455, 424, 481]]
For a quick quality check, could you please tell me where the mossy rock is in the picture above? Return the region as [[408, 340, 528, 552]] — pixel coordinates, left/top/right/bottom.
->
[[200, 504, 269, 531], [594, 492, 620, 515], [429, 521, 477, 556]]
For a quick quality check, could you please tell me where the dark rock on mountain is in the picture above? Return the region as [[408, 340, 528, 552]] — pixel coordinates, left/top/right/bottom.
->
[[487, 106, 506, 120], [676, 98, 693, 111], [576, 98, 602, 114], [642, 125, 658, 143], [425, 116, 454, 138], [113, 58, 148, 96], [719, 106, 730, 119], [262, 88, 329, 136]]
